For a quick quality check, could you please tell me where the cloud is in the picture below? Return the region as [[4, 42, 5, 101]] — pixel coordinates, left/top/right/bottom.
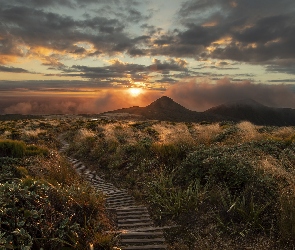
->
[[51, 58, 189, 85], [266, 59, 295, 75], [0, 80, 112, 91], [165, 78, 295, 111], [0, 89, 162, 114], [0, 2, 148, 64], [1, 0, 295, 87], [2, 78, 295, 115], [176, 0, 295, 69], [0, 65, 29, 73]]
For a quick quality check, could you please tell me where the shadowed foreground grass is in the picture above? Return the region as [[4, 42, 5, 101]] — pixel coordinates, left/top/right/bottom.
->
[[0, 132, 115, 249]]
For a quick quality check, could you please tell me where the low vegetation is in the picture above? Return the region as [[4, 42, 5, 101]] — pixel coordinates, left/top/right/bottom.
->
[[65, 119, 295, 249], [2, 117, 295, 249], [0, 118, 115, 250]]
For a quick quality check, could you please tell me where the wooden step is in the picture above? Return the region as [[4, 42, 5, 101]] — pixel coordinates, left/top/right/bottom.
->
[[118, 218, 152, 223], [121, 238, 165, 244], [117, 214, 150, 220], [118, 222, 154, 228], [120, 231, 164, 238], [60, 147, 167, 250], [120, 244, 167, 250]]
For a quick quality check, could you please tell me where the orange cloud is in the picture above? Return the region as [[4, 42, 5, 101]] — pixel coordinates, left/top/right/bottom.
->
[[1, 89, 162, 114]]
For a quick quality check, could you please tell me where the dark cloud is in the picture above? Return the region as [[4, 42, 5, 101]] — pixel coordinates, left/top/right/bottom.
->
[[1, 0, 295, 65], [0, 80, 111, 91], [0, 5, 131, 56], [56, 59, 189, 83], [176, 0, 295, 70], [0, 1, 150, 64], [165, 78, 295, 111], [0, 65, 29, 73], [156, 77, 177, 83], [269, 79, 295, 83], [266, 60, 295, 75]]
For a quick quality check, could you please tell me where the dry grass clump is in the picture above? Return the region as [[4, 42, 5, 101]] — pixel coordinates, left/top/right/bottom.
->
[[153, 122, 194, 145], [259, 157, 294, 187], [23, 128, 47, 137], [237, 121, 261, 142], [272, 127, 295, 139], [102, 123, 122, 142], [76, 128, 96, 141], [193, 123, 222, 144]]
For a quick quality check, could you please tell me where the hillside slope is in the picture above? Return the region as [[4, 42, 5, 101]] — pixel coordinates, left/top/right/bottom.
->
[[104, 96, 295, 126]]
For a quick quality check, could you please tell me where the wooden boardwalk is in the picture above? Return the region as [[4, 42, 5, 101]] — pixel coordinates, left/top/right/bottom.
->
[[60, 141, 167, 250]]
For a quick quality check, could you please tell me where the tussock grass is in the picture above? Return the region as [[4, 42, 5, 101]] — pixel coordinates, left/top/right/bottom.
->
[[64, 119, 295, 249], [6, 117, 295, 249], [237, 121, 261, 141], [193, 123, 222, 144]]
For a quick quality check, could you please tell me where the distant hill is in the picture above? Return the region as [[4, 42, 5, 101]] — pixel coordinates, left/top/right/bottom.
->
[[104, 96, 295, 126], [204, 98, 295, 126], [140, 96, 201, 121]]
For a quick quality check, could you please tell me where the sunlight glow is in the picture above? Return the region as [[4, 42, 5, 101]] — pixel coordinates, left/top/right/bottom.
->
[[128, 88, 143, 97]]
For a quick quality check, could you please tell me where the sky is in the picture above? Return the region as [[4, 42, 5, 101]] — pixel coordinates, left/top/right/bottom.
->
[[1, 0, 295, 114]]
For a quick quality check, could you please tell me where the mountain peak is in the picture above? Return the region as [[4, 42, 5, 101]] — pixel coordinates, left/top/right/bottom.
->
[[151, 96, 175, 104], [146, 96, 187, 111]]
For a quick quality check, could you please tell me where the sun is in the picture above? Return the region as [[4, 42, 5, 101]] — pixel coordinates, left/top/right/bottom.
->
[[128, 88, 143, 97]]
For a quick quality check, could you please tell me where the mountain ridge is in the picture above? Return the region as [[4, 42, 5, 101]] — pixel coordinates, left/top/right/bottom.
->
[[104, 96, 295, 126]]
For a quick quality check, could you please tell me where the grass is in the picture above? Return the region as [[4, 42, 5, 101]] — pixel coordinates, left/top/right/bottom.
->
[[2, 117, 295, 249], [0, 119, 116, 249], [63, 118, 295, 249]]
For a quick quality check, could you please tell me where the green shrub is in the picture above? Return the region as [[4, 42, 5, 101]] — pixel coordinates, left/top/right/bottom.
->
[[25, 145, 49, 156], [147, 171, 202, 220], [0, 139, 26, 158], [0, 173, 114, 249], [151, 143, 188, 167], [214, 186, 273, 236]]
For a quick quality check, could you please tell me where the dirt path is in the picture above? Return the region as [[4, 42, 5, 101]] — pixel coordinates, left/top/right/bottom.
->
[[59, 140, 167, 250]]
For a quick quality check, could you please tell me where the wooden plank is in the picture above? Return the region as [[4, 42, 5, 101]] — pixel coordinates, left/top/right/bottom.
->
[[121, 244, 167, 250], [120, 232, 163, 238], [107, 197, 134, 203], [121, 227, 168, 232], [107, 195, 133, 201], [121, 238, 165, 243], [116, 206, 148, 211], [117, 213, 150, 220], [118, 222, 153, 228], [117, 218, 152, 223], [117, 210, 149, 215]]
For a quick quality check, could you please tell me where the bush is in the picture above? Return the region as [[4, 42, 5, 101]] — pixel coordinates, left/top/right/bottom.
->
[[25, 145, 49, 156], [147, 171, 202, 220], [0, 158, 114, 249], [0, 139, 26, 158]]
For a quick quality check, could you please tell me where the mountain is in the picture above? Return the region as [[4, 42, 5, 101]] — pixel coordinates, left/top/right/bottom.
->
[[142, 96, 201, 121], [204, 98, 295, 126], [105, 96, 201, 122], [104, 96, 295, 126]]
